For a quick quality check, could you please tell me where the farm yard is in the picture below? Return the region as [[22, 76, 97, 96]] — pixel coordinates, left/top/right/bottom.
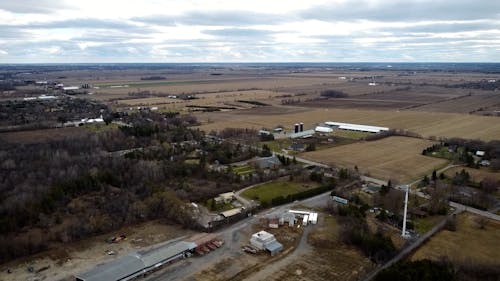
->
[[300, 136, 448, 183], [410, 213, 500, 265]]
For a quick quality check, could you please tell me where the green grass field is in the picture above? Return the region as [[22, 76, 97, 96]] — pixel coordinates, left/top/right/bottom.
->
[[205, 198, 234, 212], [413, 215, 445, 234], [261, 139, 292, 153], [241, 180, 318, 204], [232, 165, 255, 175]]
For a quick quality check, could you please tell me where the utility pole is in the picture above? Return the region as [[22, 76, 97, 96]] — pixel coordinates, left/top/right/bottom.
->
[[401, 184, 410, 238]]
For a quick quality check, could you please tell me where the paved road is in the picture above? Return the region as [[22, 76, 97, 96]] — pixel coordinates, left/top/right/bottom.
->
[[449, 201, 500, 221]]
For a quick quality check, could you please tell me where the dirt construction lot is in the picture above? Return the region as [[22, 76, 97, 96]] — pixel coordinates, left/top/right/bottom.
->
[[0, 221, 192, 281], [411, 213, 500, 265], [300, 136, 448, 183]]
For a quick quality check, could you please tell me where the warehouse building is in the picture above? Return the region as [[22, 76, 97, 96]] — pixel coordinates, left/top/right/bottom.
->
[[250, 230, 283, 256], [324, 121, 389, 133]]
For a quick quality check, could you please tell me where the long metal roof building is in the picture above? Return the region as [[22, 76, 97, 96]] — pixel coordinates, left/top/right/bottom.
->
[[75, 255, 145, 281], [75, 241, 196, 281], [324, 121, 389, 133]]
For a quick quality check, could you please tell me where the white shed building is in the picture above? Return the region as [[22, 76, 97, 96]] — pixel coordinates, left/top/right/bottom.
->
[[325, 121, 389, 133]]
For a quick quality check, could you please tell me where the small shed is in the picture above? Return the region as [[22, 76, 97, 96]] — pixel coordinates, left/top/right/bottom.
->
[[268, 218, 279, 229], [265, 241, 283, 256], [214, 192, 235, 204]]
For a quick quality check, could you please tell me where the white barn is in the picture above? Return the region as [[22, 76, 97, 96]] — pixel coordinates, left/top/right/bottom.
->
[[325, 121, 389, 133]]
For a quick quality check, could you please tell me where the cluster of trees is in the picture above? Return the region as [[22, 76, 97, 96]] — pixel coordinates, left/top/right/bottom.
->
[[376, 259, 500, 281], [276, 154, 296, 166], [375, 260, 456, 281], [140, 76, 167, 80], [338, 215, 396, 263], [0, 98, 110, 128], [428, 138, 500, 169], [445, 79, 500, 91], [328, 192, 396, 263], [320, 89, 348, 98], [0, 112, 254, 262], [214, 127, 259, 142]]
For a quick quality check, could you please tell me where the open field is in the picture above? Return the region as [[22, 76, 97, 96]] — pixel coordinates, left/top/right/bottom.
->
[[116, 89, 286, 111], [92, 76, 331, 101], [413, 215, 446, 235], [197, 107, 500, 141], [411, 213, 500, 265], [241, 180, 319, 204], [300, 136, 448, 183], [414, 92, 500, 113], [301, 98, 421, 110], [444, 167, 500, 183]]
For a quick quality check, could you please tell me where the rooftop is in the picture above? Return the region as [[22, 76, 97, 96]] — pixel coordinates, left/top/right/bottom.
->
[[76, 255, 144, 281], [220, 208, 243, 218], [289, 129, 315, 139], [252, 230, 275, 241], [138, 241, 196, 268]]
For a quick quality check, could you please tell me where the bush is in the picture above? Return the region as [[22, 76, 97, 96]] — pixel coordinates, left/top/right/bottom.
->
[[320, 89, 348, 98], [375, 259, 456, 281]]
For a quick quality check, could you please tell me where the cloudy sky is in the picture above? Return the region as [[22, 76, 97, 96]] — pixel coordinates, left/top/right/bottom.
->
[[0, 0, 499, 63]]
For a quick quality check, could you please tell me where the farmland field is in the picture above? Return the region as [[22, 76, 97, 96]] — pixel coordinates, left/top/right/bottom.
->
[[241, 180, 319, 204], [300, 136, 448, 183], [117, 89, 286, 111], [197, 108, 500, 141], [411, 213, 500, 265]]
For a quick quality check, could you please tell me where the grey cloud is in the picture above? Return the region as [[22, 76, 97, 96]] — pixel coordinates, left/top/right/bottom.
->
[[74, 33, 151, 43], [133, 10, 291, 26], [0, 26, 30, 39], [381, 21, 500, 34], [202, 28, 276, 37], [301, 0, 500, 22], [27, 18, 156, 33], [0, 0, 71, 14]]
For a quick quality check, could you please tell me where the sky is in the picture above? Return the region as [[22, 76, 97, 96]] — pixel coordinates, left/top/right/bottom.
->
[[0, 0, 499, 63]]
